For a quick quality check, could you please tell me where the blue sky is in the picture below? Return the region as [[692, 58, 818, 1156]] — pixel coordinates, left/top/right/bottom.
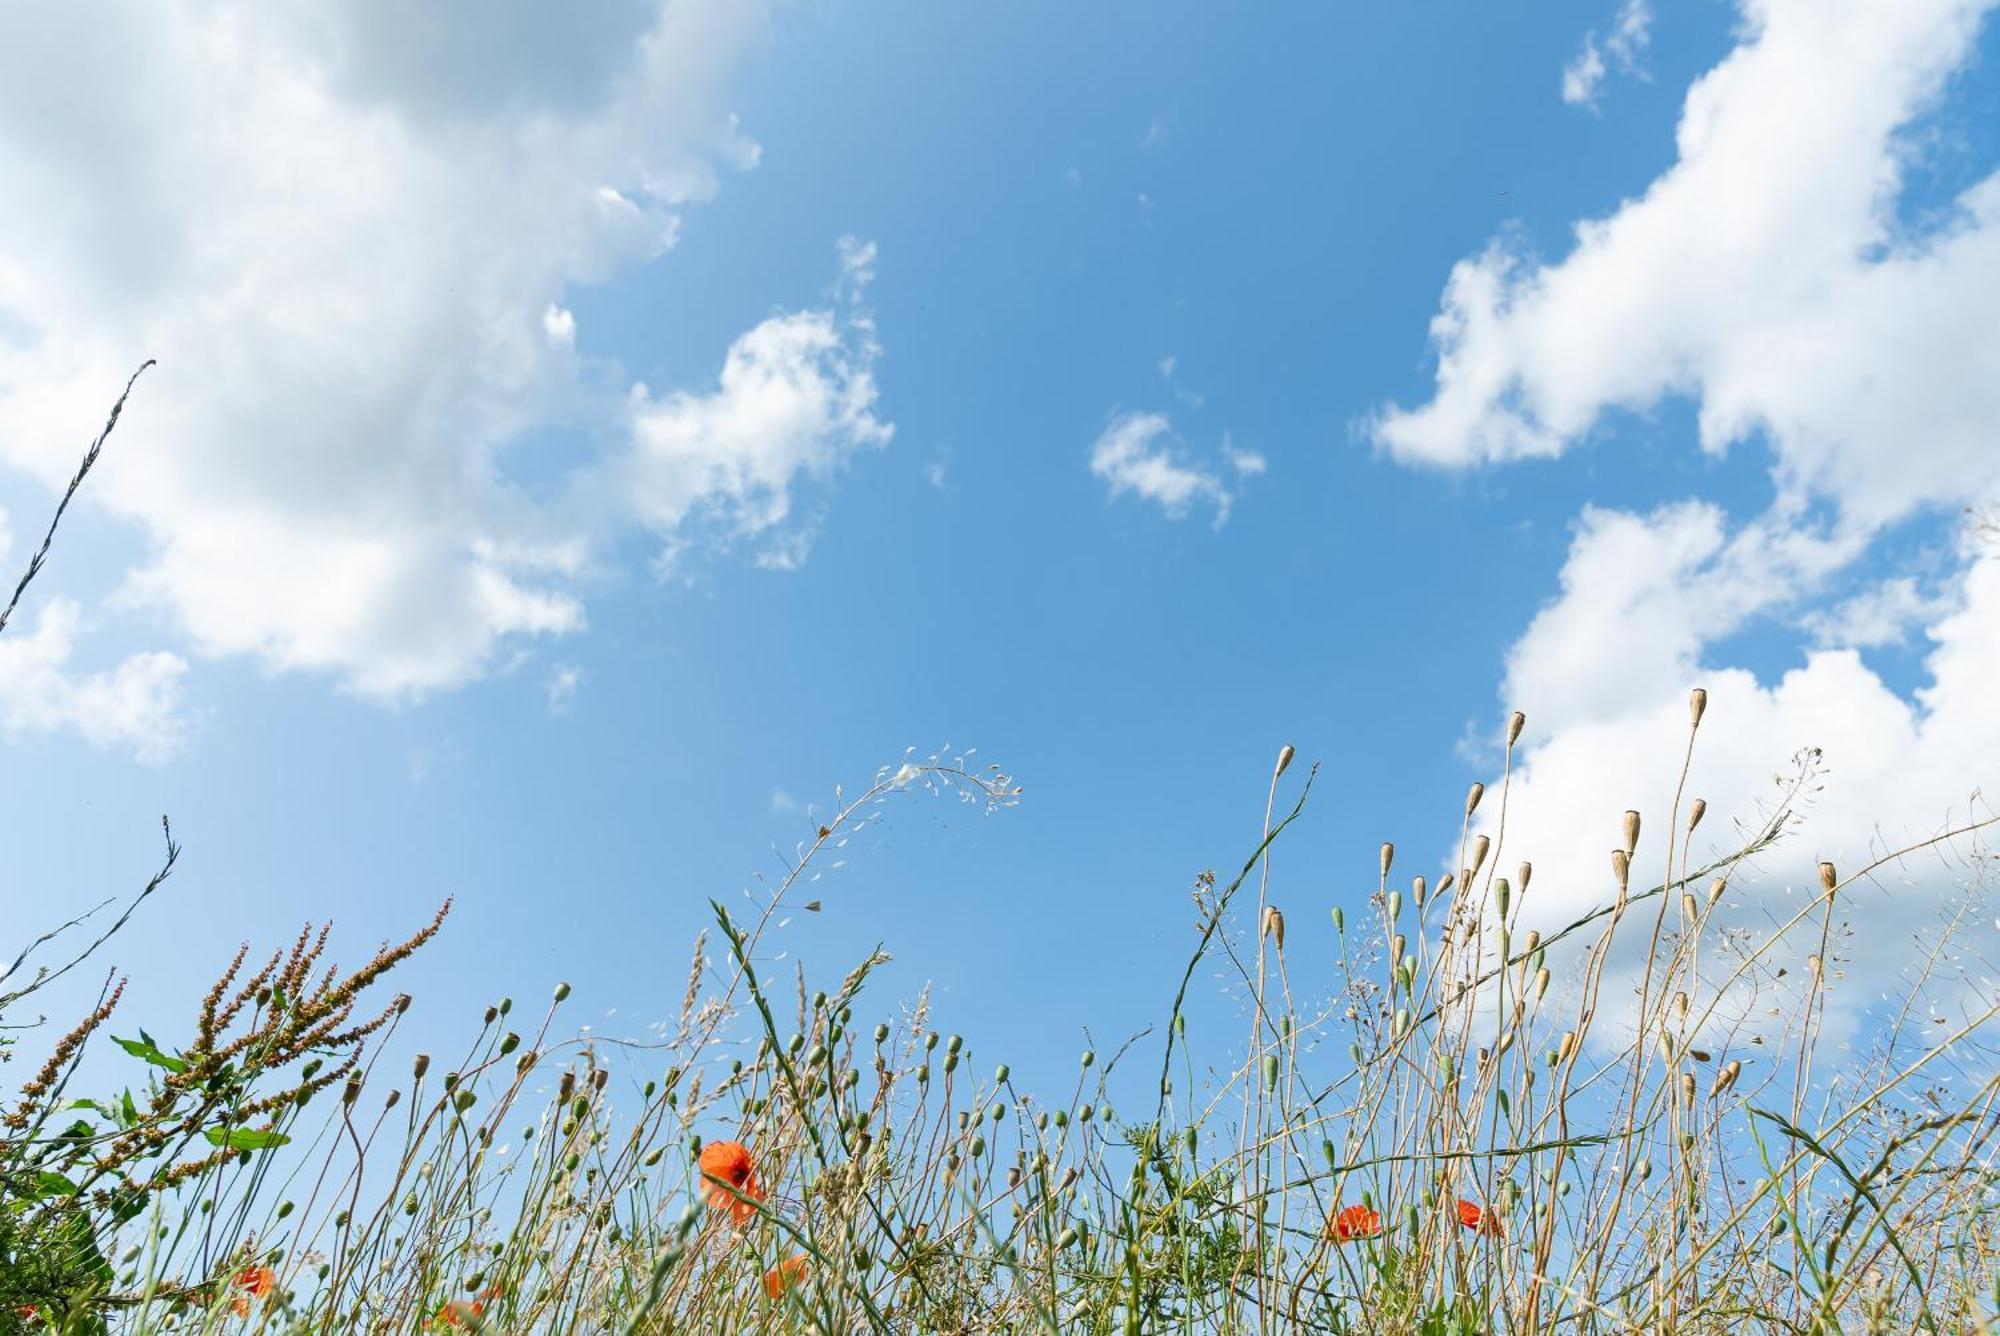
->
[[3, 0, 1998, 1104]]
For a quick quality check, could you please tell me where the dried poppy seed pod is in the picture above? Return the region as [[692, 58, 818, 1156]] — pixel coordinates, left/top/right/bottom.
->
[[1391, 934, 1406, 969], [1622, 810, 1641, 858], [1412, 874, 1427, 907], [1380, 842, 1394, 879], [1682, 892, 1699, 922], [1261, 906, 1285, 951], [1689, 687, 1707, 727], [1469, 835, 1491, 879], [1507, 711, 1526, 746], [413, 1053, 431, 1081], [1436, 871, 1456, 897], [1557, 1031, 1577, 1066], [1672, 992, 1689, 1025], [1710, 1060, 1741, 1098], [1611, 849, 1630, 891], [1522, 930, 1540, 956], [1708, 878, 1727, 908], [1274, 744, 1296, 781], [1465, 783, 1485, 818], [1818, 862, 1837, 895], [1516, 862, 1532, 896], [1688, 798, 1707, 832], [1534, 968, 1551, 1002], [1681, 1072, 1696, 1109], [343, 1077, 363, 1107]]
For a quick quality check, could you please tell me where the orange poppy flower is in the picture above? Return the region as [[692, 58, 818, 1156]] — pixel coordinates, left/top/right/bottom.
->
[[1328, 1204, 1382, 1243], [698, 1139, 762, 1224], [435, 1299, 484, 1327], [763, 1254, 809, 1299], [1456, 1198, 1502, 1236], [230, 1265, 278, 1316]]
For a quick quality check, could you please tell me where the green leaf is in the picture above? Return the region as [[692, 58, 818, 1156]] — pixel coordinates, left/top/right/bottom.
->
[[113, 1034, 188, 1074], [203, 1126, 291, 1151], [26, 1171, 79, 1199]]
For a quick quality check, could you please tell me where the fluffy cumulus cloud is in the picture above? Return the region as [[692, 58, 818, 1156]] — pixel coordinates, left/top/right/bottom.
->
[[0, 0, 888, 746], [1090, 411, 1259, 524], [0, 599, 188, 762], [1376, 0, 2000, 1025]]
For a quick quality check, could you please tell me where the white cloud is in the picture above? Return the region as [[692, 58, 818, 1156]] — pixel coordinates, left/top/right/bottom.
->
[[544, 661, 585, 716], [1089, 411, 1247, 524], [1801, 574, 1955, 649], [1376, 0, 2000, 1027], [1563, 0, 1653, 108], [1475, 511, 2000, 1036], [1377, 0, 2000, 530], [0, 598, 189, 762], [0, 0, 888, 712]]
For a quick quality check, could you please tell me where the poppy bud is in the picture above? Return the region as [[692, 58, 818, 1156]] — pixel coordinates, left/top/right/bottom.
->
[[1495, 878, 1511, 919]]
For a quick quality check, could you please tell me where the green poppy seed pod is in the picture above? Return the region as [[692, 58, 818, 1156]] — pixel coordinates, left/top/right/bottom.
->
[[403, 1191, 419, 1217], [1689, 687, 1707, 728], [923, 1031, 938, 1052], [995, 1064, 1010, 1085], [644, 1148, 663, 1168], [1057, 1226, 1079, 1250], [553, 982, 571, 1003], [1534, 968, 1551, 1002], [1263, 1054, 1279, 1090], [1387, 890, 1402, 924], [413, 1053, 431, 1081], [1350, 1041, 1363, 1063], [573, 1096, 590, 1120], [1495, 878, 1511, 919], [498, 996, 512, 1016], [1611, 848, 1630, 891], [947, 1034, 963, 1055], [806, 1044, 827, 1068], [1622, 810, 1641, 858], [1054, 1108, 1068, 1129], [385, 1089, 401, 1110], [1507, 710, 1526, 746], [1688, 798, 1706, 832], [1466, 783, 1485, 818], [944, 1052, 958, 1074], [1079, 1103, 1093, 1122], [990, 1101, 1006, 1123], [812, 990, 827, 1011], [1380, 842, 1394, 879], [1413, 874, 1427, 907], [1470, 835, 1491, 879], [278, 1199, 294, 1219], [1818, 862, 1837, 895], [499, 1032, 520, 1056], [1275, 743, 1295, 778], [1332, 906, 1345, 934], [1394, 1008, 1412, 1039], [874, 1023, 890, 1045], [455, 1089, 477, 1113], [1635, 1157, 1651, 1182], [971, 1135, 986, 1157], [1080, 1049, 1095, 1068], [917, 1064, 930, 1085]]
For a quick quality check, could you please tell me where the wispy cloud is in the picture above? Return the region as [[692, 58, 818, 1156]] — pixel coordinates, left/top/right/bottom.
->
[[1561, 0, 1652, 108], [1089, 411, 1259, 525]]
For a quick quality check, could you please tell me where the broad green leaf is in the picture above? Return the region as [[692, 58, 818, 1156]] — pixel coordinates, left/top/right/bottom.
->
[[203, 1126, 291, 1151], [113, 1034, 188, 1074]]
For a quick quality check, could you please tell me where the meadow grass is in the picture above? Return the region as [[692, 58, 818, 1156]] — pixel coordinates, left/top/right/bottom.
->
[[3, 379, 1998, 1333]]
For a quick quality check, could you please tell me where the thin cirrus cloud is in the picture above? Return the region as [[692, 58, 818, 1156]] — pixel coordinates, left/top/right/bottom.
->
[[1561, 0, 1653, 109], [0, 0, 887, 757], [1090, 411, 1264, 525], [1373, 0, 2000, 1026]]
